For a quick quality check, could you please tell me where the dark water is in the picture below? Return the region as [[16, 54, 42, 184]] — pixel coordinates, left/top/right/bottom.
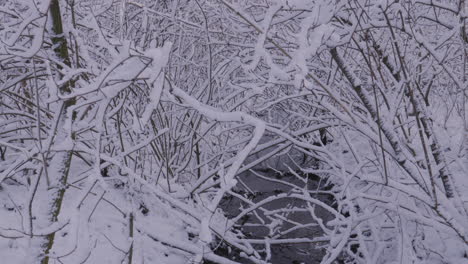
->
[[217, 170, 335, 264]]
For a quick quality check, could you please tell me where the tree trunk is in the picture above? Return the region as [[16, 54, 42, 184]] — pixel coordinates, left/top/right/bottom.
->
[[38, 1, 75, 262]]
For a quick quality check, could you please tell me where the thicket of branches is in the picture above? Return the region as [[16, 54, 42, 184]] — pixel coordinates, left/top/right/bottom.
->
[[0, 0, 466, 263]]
